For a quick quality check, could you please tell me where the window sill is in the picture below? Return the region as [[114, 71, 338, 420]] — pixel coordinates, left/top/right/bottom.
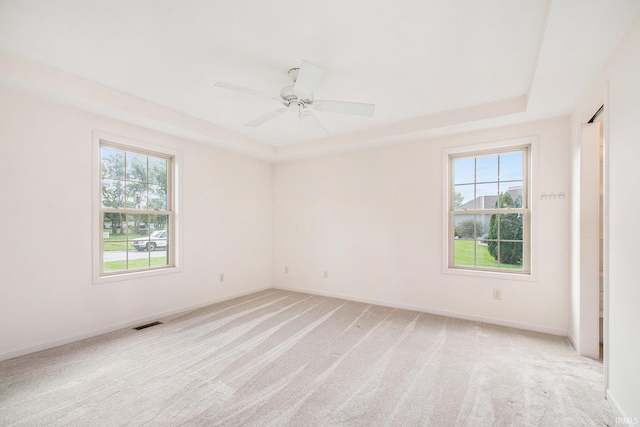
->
[[93, 265, 182, 285], [443, 266, 536, 282]]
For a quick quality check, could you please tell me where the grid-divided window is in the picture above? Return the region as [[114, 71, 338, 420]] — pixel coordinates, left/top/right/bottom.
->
[[99, 142, 174, 276], [449, 146, 530, 273]]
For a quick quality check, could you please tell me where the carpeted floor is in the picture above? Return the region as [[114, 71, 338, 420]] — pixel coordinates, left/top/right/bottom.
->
[[0, 289, 615, 426]]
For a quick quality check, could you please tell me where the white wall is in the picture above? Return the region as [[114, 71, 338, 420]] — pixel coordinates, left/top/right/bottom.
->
[[571, 11, 640, 418], [274, 117, 570, 334], [0, 89, 273, 360]]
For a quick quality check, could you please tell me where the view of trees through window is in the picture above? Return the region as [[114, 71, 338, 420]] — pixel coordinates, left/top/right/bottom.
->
[[100, 145, 172, 274], [451, 147, 528, 272]]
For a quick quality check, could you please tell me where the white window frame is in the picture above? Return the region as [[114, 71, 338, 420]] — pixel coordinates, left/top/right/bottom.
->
[[442, 137, 537, 280], [92, 132, 182, 284]]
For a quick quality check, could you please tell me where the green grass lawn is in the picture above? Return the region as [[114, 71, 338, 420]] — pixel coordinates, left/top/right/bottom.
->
[[102, 232, 147, 251], [104, 256, 168, 272], [454, 239, 521, 270]]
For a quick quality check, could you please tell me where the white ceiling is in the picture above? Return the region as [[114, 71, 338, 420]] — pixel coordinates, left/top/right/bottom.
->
[[0, 0, 638, 160]]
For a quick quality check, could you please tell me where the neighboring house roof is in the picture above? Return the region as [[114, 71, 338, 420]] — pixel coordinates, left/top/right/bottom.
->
[[456, 187, 522, 210]]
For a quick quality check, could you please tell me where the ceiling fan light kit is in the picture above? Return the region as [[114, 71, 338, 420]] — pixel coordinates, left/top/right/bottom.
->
[[215, 60, 376, 138]]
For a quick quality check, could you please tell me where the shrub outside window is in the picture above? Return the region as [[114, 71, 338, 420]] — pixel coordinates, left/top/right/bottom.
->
[[449, 146, 530, 274], [99, 141, 175, 276]]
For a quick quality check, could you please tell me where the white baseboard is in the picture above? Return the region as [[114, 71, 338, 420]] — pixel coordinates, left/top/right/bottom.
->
[[606, 388, 634, 420], [567, 332, 577, 350], [274, 285, 568, 337], [0, 285, 271, 362]]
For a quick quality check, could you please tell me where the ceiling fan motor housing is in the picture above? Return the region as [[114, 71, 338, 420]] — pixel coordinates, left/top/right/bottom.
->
[[280, 84, 313, 110]]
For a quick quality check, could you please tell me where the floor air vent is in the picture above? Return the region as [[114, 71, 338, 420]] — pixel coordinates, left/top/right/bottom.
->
[[133, 321, 163, 330]]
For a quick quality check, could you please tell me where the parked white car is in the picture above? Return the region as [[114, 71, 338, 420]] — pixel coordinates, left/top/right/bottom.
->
[[132, 230, 167, 251]]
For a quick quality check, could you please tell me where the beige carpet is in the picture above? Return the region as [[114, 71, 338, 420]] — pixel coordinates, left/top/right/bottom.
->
[[0, 289, 615, 426]]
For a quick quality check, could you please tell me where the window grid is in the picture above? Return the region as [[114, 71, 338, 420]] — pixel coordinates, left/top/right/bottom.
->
[[99, 142, 175, 276], [449, 146, 530, 274]]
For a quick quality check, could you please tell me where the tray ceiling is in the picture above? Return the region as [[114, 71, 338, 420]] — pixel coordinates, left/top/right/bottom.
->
[[0, 0, 638, 160]]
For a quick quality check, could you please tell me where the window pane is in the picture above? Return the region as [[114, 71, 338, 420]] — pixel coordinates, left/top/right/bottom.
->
[[454, 214, 483, 240], [453, 157, 475, 185], [453, 238, 475, 267], [499, 182, 523, 207], [127, 213, 148, 237], [148, 184, 167, 210], [103, 235, 127, 254], [103, 243, 127, 272], [454, 184, 474, 210], [127, 246, 149, 270], [476, 155, 498, 183], [103, 212, 126, 272], [475, 238, 499, 268], [149, 157, 167, 185], [497, 242, 523, 269], [162, 225, 170, 266], [103, 212, 124, 242], [149, 214, 169, 267], [126, 152, 147, 182], [152, 227, 169, 269], [102, 179, 125, 208], [101, 148, 125, 180], [126, 182, 148, 209], [475, 183, 499, 209], [497, 213, 523, 241], [499, 152, 523, 181], [149, 214, 169, 234], [454, 214, 493, 269], [474, 214, 488, 239]]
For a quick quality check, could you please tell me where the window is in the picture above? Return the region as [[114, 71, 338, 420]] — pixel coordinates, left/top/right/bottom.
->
[[96, 137, 177, 279], [448, 145, 530, 274]]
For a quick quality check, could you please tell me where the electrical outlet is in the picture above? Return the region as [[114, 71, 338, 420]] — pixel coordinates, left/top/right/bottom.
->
[[493, 288, 502, 300], [220, 273, 224, 282], [324, 270, 328, 279], [285, 266, 288, 274]]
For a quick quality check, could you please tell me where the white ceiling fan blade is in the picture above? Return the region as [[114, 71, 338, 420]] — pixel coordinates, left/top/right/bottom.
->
[[245, 108, 287, 127], [313, 100, 375, 117], [215, 82, 279, 100], [301, 112, 330, 138], [293, 60, 324, 97]]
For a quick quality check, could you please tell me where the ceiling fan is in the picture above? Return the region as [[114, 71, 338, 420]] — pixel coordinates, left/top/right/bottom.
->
[[215, 60, 375, 138]]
